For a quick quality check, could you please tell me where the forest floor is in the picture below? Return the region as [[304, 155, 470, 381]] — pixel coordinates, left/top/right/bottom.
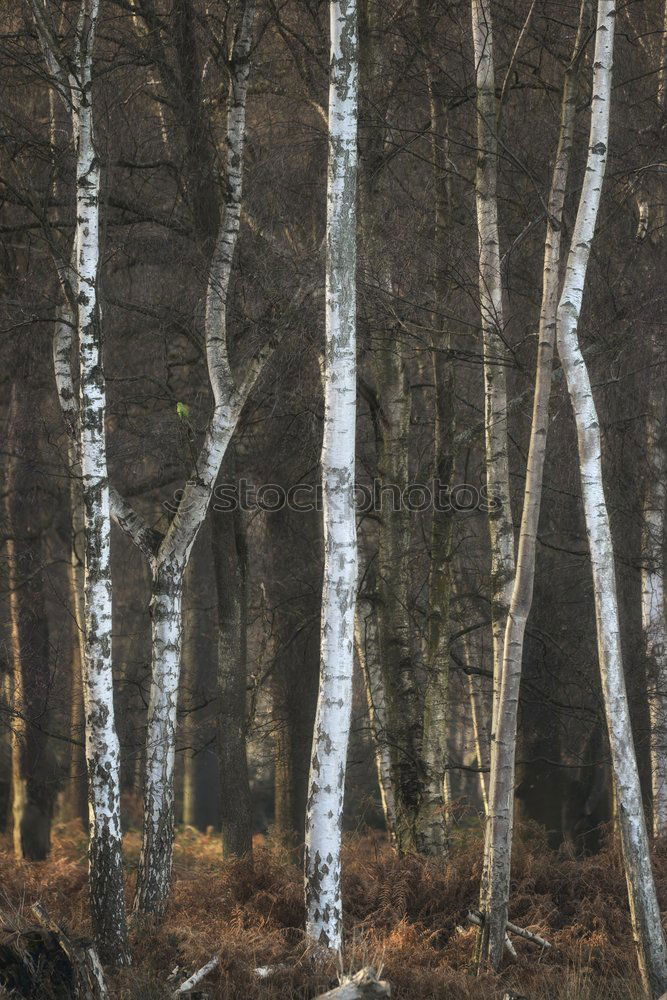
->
[[0, 817, 658, 999]]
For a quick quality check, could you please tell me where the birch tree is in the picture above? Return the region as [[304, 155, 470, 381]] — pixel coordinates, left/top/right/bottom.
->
[[31, 0, 130, 964], [304, 0, 358, 954], [638, 0, 667, 841], [130, 0, 262, 914], [476, 0, 590, 968], [555, 3, 667, 994], [643, 340, 667, 839], [471, 0, 515, 733]]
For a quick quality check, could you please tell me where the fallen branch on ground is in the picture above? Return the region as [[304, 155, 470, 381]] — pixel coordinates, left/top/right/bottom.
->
[[313, 966, 391, 998], [172, 956, 219, 996], [465, 912, 517, 956], [468, 910, 552, 950]]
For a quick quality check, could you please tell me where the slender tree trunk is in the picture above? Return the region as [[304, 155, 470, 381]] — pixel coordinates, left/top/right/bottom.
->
[[416, 22, 456, 855], [372, 340, 426, 853], [463, 630, 489, 815], [72, 3, 130, 964], [354, 599, 397, 842], [358, 1, 426, 856], [63, 432, 88, 828], [212, 482, 253, 859], [477, 1, 589, 969], [471, 0, 515, 734], [556, 4, 667, 994], [304, 0, 358, 954], [643, 342, 667, 839], [181, 562, 199, 829], [32, 0, 131, 963], [5, 383, 55, 861]]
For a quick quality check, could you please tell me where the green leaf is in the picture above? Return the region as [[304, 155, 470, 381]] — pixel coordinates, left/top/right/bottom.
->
[[176, 401, 190, 421]]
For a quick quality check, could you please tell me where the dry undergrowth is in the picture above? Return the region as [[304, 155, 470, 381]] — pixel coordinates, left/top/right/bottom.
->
[[0, 819, 661, 999]]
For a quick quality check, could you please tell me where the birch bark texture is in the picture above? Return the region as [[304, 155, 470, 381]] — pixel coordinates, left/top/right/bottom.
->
[[476, 0, 590, 969], [132, 0, 258, 916], [31, 0, 130, 965], [304, 0, 358, 954], [555, 3, 667, 995], [471, 0, 515, 733]]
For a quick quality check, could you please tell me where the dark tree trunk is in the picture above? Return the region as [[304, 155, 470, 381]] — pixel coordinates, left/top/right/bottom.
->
[[212, 469, 253, 858], [5, 377, 57, 860]]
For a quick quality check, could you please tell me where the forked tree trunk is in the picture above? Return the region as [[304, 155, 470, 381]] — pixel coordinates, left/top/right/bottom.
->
[[477, 0, 589, 969], [132, 0, 259, 916], [556, 4, 667, 995], [304, 0, 359, 954]]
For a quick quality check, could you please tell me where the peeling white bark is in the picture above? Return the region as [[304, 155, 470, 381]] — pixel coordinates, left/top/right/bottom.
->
[[477, 0, 589, 969], [33, 0, 130, 964], [132, 0, 259, 916], [304, 0, 358, 955], [555, 4, 667, 995]]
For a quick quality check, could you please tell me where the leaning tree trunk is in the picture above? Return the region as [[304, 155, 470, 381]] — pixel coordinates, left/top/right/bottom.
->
[[212, 470, 253, 859], [642, 339, 667, 839], [477, 0, 589, 969], [556, 4, 667, 995], [5, 381, 55, 861], [304, 0, 359, 954]]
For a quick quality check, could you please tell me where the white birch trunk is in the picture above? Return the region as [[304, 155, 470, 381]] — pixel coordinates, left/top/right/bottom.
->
[[555, 4, 667, 994], [32, 0, 131, 964], [642, 351, 667, 839], [477, 0, 589, 968], [75, 53, 130, 972], [132, 0, 258, 916], [304, 0, 358, 954], [471, 0, 515, 736]]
